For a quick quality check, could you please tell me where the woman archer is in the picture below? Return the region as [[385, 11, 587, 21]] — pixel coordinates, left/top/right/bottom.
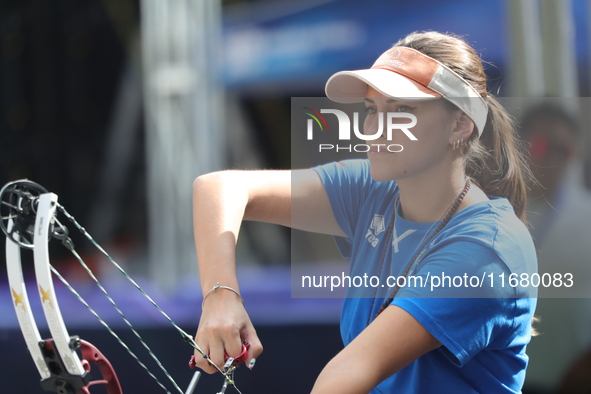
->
[[190, 31, 537, 393]]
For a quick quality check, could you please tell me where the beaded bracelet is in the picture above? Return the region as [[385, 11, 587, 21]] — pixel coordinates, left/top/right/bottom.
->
[[201, 282, 244, 309]]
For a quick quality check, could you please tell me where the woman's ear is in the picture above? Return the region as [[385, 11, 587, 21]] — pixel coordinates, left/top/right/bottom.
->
[[450, 111, 474, 143]]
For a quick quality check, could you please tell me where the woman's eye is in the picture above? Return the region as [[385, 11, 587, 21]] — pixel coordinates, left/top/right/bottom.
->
[[396, 105, 416, 112], [365, 107, 377, 115]]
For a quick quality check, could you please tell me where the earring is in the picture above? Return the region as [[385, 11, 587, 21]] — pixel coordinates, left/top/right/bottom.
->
[[452, 139, 463, 150]]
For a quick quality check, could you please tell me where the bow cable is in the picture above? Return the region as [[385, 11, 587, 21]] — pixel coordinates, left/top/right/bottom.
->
[[50, 264, 179, 394], [56, 204, 225, 375], [55, 203, 245, 392]]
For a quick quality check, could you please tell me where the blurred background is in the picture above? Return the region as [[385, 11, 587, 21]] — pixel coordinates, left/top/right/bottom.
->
[[1, 0, 591, 393]]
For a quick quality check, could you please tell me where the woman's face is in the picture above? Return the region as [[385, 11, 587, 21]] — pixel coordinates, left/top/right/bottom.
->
[[364, 86, 456, 182]]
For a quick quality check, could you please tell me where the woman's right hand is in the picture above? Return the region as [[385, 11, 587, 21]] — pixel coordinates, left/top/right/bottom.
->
[[192, 288, 263, 374]]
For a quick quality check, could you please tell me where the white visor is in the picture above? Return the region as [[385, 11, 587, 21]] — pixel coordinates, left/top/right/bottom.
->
[[325, 46, 488, 137]]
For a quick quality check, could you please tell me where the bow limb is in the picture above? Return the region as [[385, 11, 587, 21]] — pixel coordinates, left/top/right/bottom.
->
[[34, 193, 87, 377], [5, 219, 51, 379]]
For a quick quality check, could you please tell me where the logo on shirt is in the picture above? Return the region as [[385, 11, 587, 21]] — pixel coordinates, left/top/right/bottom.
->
[[392, 228, 416, 253], [370, 215, 385, 235], [365, 214, 385, 247]]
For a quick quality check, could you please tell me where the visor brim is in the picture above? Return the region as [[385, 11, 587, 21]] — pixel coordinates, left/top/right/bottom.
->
[[325, 69, 442, 103]]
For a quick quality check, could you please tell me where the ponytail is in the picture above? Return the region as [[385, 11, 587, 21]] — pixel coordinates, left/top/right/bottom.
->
[[465, 96, 533, 223]]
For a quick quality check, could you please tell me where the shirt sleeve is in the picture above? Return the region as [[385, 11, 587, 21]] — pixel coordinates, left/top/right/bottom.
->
[[392, 240, 529, 367], [312, 159, 373, 258]]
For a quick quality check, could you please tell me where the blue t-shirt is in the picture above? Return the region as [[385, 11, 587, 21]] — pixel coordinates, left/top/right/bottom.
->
[[313, 159, 537, 394]]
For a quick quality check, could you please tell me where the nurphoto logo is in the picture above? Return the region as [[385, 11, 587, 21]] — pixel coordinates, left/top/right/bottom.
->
[[303, 107, 417, 153]]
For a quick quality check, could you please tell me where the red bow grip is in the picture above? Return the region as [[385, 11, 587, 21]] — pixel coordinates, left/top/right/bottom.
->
[[189, 341, 250, 369], [79, 340, 123, 394]]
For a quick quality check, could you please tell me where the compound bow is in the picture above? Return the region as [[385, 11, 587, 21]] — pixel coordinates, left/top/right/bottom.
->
[[1, 179, 247, 394]]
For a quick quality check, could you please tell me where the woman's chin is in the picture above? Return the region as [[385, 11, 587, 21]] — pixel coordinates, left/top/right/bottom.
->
[[369, 166, 398, 182]]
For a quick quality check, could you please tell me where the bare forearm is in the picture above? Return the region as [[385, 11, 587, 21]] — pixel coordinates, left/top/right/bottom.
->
[[193, 171, 249, 293], [192, 171, 265, 373], [311, 358, 380, 394]]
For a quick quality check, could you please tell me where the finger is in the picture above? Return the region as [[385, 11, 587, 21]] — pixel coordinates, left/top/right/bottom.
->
[[208, 335, 226, 373], [222, 324, 243, 359], [193, 329, 217, 374], [193, 345, 217, 374], [243, 326, 263, 370]]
